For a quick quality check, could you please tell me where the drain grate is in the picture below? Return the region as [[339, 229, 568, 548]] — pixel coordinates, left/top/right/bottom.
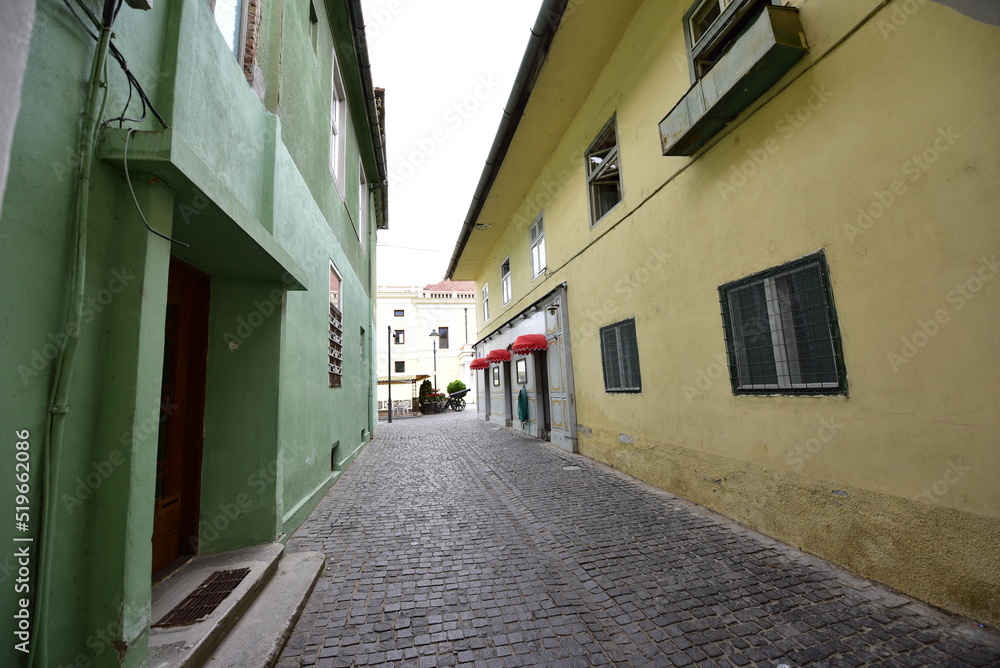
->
[[154, 567, 251, 627]]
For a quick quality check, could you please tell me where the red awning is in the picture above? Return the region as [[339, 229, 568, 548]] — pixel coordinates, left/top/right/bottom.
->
[[511, 334, 548, 355], [485, 349, 511, 364], [470, 358, 489, 370]]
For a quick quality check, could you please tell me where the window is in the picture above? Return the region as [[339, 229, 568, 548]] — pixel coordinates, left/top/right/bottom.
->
[[393, 330, 405, 345], [394, 309, 404, 317], [500, 258, 512, 305], [586, 117, 622, 225], [482, 284, 490, 321], [212, 0, 248, 57], [329, 53, 347, 192], [600, 318, 642, 393], [529, 214, 546, 278], [358, 159, 368, 251], [438, 327, 449, 349], [328, 263, 343, 388], [719, 252, 847, 394], [683, 0, 774, 81], [395, 361, 405, 373], [309, 1, 319, 54]]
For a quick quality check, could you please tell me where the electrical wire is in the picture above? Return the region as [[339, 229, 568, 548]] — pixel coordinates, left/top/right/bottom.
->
[[64, 0, 168, 129], [123, 129, 189, 247]]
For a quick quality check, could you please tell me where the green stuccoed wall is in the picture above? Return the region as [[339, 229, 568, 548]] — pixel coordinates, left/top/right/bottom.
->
[[0, 0, 378, 666]]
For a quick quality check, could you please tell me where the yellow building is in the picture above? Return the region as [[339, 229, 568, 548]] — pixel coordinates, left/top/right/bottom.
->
[[448, 0, 1000, 626]]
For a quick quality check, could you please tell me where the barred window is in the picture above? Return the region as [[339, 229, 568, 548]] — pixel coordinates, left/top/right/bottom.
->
[[600, 318, 642, 393], [719, 251, 847, 395], [328, 262, 343, 388]]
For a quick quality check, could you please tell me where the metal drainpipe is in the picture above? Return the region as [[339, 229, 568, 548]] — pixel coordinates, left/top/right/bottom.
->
[[32, 5, 114, 665]]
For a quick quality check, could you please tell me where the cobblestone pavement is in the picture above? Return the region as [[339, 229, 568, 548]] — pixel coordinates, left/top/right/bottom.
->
[[279, 411, 1000, 667]]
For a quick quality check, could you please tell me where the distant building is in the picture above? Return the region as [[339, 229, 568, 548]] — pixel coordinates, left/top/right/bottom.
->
[[0, 0, 385, 664], [448, 0, 1000, 628], [376, 282, 477, 409]]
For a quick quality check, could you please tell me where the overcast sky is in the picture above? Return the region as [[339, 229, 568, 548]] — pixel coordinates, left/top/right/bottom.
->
[[360, 0, 542, 287]]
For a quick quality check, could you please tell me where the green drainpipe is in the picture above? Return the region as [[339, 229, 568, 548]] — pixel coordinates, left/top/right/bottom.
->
[[31, 11, 113, 667]]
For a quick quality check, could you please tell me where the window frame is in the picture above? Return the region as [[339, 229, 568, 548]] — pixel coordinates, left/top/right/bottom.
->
[[599, 318, 642, 394], [328, 261, 343, 388], [500, 258, 512, 306], [329, 51, 347, 194], [394, 361, 406, 373], [482, 284, 490, 322], [586, 116, 623, 227], [682, 0, 775, 82], [393, 330, 405, 345], [211, 0, 249, 59], [718, 251, 848, 396], [393, 309, 405, 317], [438, 326, 449, 350], [529, 214, 546, 279]]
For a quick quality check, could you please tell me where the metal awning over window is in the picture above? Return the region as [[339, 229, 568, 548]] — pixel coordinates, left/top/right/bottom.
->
[[511, 334, 548, 355], [470, 358, 490, 370], [486, 349, 511, 364]]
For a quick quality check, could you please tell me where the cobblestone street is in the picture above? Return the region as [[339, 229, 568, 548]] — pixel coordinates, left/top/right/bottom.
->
[[278, 411, 1000, 667]]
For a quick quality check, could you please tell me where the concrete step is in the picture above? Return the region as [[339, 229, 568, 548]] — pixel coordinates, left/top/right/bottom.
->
[[148, 542, 284, 668], [205, 551, 327, 668]]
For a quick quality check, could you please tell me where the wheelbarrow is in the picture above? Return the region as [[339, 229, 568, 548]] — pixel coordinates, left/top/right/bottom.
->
[[445, 388, 470, 411]]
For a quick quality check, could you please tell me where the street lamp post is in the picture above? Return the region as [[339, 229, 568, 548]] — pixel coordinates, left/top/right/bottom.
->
[[387, 326, 393, 423], [429, 329, 439, 390]]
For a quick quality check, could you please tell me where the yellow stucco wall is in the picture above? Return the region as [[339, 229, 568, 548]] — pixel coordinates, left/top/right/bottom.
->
[[463, 0, 1000, 625]]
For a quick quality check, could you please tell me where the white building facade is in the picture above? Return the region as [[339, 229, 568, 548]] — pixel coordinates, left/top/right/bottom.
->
[[376, 281, 477, 408]]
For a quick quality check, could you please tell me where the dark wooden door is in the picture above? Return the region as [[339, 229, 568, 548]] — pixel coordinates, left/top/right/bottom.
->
[[152, 258, 210, 576]]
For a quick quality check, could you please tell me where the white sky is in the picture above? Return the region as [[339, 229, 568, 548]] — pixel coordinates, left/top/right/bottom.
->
[[360, 0, 543, 287]]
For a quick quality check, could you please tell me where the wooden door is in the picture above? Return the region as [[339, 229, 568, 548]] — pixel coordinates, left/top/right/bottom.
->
[[152, 258, 210, 576]]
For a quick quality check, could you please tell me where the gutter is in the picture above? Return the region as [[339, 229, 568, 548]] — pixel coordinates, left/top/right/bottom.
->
[[346, 0, 389, 229], [445, 0, 569, 279]]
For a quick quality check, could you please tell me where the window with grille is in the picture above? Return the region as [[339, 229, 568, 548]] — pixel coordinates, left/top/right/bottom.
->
[[600, 318, 642, 393], [438, 326, 449, 349], [719, 252, 847, 395], [328, 263, 343, 388], [500, 259, 512, 305], [529, 215, 546, 278], [586, 117, 622, 226]]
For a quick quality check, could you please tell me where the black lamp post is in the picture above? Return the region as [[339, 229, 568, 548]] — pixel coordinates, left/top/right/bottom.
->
[[387, 325, 392, 423], [429, 329, 439, 389]]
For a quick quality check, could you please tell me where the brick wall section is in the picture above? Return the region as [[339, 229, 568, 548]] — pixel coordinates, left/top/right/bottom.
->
[[243, 0, 261, 85]]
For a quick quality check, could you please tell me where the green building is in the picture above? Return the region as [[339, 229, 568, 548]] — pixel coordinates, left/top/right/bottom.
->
[[0, 0, 386, 665]]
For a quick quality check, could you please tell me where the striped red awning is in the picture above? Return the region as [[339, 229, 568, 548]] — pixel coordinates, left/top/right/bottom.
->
[[470, 358, 489, 370], [511, 334, 548, 355], [485, 349, 512, 364]]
